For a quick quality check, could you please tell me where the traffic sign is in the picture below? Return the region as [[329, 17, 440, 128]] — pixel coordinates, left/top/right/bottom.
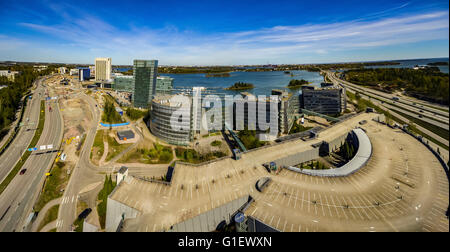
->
[[47, 144, 53, 149], [28, 147, 38, 151], [39, 145, 46, 150]]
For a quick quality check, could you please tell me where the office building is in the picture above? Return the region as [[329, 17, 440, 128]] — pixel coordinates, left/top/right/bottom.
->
[[272, 89, 299, 134], [89, 65, 95, 76], [301, 85, 346, 115], [78, 68, 90, 81], [150, 95, 192, 145], [113, 75, 134, 92], [33, 65, 48, 72], [95, 57, 112, 81], [229, 92, 279, 140], [69, 68, 78, 76], [114, 74, 173, 96], [132, 60, 158, 108], [156, 76, 174, 94]]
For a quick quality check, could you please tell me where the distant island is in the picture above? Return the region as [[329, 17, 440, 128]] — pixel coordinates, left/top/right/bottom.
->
[[427, 62, 449, 66], [287, 79, 309, 89], [225, 82, 254, 90], [205, 72, 230, 77]]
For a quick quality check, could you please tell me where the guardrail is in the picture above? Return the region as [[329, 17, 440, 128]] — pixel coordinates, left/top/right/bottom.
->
[[284, 128, 372, 177], [99, 122, 130, 127]]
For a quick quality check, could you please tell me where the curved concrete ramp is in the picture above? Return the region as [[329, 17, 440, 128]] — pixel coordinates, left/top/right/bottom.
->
[[287, 128, 372, 177]]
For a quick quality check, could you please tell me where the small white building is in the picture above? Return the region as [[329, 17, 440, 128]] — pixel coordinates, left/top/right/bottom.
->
[[70, 68, 79, 76], [0, 70, 19, 81], [116, 166, 128, 185], [58, 67, 67, 74]]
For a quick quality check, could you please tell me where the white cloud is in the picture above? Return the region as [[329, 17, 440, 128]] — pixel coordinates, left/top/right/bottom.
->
[[5, 7, 450, 65]]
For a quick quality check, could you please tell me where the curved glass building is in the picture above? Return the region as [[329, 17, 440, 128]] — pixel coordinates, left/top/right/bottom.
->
[[150, 96, 192, 146]]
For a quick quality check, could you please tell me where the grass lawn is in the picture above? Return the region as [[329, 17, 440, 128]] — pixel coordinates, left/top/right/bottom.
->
[[211, 140, 222, 147], [91, 129, 105, 165], [105, 133, 132, 162], [37, 204, 60, 232], [297, 160, 329, 170], [97, 175, 116, 229], [388, 107, 449, 141], [34, 162, 69, 212], [176, 147, 227, 164], [118, 143, 173, 164], [73, 200, 88, 232]]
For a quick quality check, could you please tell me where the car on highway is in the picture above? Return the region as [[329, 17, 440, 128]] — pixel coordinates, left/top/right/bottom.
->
[[19, 169, 27, 175]]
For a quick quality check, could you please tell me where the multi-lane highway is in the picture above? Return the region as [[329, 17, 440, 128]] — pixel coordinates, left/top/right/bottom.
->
[[0, 84, 64, 232], [330, 71, 449, 117], [326, 71, 449, 148], [327, 71, 449, 127], [0, 77, 48, 184]]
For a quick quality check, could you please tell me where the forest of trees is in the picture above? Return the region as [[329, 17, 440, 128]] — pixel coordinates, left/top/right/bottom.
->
[[344, 68, 449, 105], [338, 140, 356, 161], [237, 127, 267, 149], [0, 65, 56, 140], [125, 107, 148, 121], [287, 79, 309, 88], [427, 62, 448, 66], [225, 82, 254, 90], [102, 99, 123, 124], [159, 66, 234, 74]]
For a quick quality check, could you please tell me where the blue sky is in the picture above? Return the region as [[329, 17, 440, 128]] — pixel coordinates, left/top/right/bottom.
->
[[0, 0, 448, 65]]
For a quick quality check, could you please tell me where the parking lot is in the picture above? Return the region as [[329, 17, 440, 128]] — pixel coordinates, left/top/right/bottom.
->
[[245, 122, 449, 232], [112, 114, 448, 232]]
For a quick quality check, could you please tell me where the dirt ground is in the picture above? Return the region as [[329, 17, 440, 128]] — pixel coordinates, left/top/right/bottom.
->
[[301, 115, 331, 128], [60, 98, 92, 141], [193, 134, 231, 156]]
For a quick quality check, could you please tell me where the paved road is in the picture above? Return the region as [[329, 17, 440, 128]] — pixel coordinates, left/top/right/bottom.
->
[[31, 197, 62, 232], [0, 90, 64, 232], [327, 71, 449, 145], [331, 71, 449, 117], [327, 72, 449, 128], [0, 77, 48, 184], [55, 90, 169, 231], [57, 92, 104, 232], [343, 84, 449, 162]]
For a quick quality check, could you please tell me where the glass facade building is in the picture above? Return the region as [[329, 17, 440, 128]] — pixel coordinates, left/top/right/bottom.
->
[[301, 86, 345, 115], [132, 60, 158, 108], [78, 68, 90, 81], [156, 76, 174, 94], [114, 75, 134, 92], [150, 96, 192, 146]]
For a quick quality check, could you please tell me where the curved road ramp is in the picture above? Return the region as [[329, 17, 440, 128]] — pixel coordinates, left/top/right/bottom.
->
[[286, 128, 372, 177]]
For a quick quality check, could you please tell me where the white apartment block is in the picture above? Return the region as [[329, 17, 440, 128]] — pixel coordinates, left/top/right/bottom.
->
[[95, 57, 112, 81]]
